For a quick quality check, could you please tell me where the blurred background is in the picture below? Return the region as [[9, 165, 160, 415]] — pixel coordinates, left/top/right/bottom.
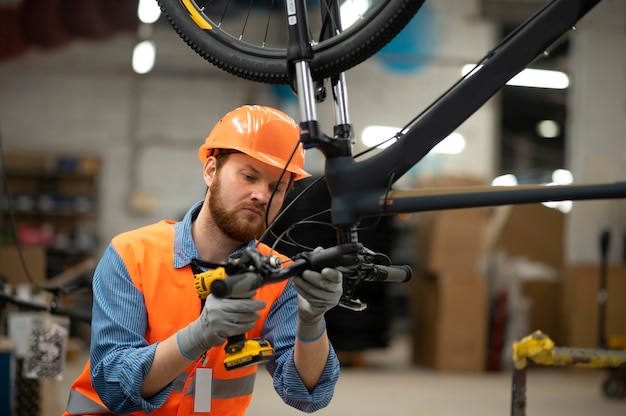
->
[[0, 0, 625, 415]]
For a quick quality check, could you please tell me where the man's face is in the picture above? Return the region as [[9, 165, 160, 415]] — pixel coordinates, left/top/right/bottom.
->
[[207, 153, 291, 243]]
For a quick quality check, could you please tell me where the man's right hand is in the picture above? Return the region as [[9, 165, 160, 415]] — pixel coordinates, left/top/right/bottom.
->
[[177, 294, 266, 360]]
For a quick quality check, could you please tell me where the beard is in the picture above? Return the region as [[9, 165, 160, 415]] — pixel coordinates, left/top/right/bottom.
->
[[208, 173, 268, 243]]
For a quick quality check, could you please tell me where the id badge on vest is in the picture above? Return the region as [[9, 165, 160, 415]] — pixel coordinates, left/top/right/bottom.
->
[[194, 367, 213, 413]]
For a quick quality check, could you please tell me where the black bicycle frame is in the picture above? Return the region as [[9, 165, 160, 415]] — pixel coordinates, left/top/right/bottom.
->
[[292, 0, 624, 239]]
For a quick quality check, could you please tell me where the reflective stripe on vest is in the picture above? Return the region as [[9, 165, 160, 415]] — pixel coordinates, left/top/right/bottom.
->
[[65, 388, 117, 415], [185, 372, 256, 399], [64, 220, 290, 415]]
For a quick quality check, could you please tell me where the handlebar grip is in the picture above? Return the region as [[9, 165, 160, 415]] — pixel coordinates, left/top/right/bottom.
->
[[308, 245, 361, 270], [211, 272, 263, 299], [362, 265, 412, 283]]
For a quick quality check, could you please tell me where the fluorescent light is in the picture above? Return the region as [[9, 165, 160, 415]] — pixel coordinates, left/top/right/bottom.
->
[[462, 65, 569, 89], [510, 68, 569, 89], [551, 169, 573, 185], [340, 0, 370, 28], [138, 0, 161, 24], [361, 126, 399, 149], [361, 126, 465, 154], [545, 169, 574, 213], [132, 40, 156, 74], [491, 174, 518, 186], [542, 199, 572, 213], [432, 132, 465, 154], [536, 120, 560, 138]]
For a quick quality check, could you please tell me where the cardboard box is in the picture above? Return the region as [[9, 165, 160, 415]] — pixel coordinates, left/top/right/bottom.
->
[[521, 279, 563, 345], [409, 270, 488, 372], [561, 265, 626, 348], [487, 204, 564, 269], [413, 207, 490, 275], [0, 245, 46, 285]]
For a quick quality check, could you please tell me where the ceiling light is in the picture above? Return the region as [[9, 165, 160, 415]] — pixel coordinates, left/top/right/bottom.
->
[[536, 120, 560, 138], [361, 126, 465, 154], [432, 132, 465, 154], [491, 174, 518, 186], [138, 0, 162, 24], [340, 0, 370, 28], [542, 199, 572, 213], [551, 169, 573, 185], [132, 40, 156, 74], [462, 65, 569, 89]]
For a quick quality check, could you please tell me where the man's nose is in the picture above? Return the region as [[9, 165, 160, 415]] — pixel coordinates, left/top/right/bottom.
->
[[250, 182, 271, 203]]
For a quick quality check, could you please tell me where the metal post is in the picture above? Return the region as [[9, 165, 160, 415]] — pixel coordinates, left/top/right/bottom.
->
[[511, 367, 527, 416]]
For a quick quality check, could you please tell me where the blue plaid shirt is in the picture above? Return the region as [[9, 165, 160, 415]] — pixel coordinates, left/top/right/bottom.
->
[[89, 201, 340, 414]]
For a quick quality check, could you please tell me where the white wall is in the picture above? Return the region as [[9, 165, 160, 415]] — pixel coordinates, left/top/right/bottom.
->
[[0, 1, 497, 253], [565, 0, 626, 264]]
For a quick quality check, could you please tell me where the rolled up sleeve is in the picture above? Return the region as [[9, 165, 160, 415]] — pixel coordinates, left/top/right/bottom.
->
[[90, 245, 174, 413], [263, 281, 340, 413]]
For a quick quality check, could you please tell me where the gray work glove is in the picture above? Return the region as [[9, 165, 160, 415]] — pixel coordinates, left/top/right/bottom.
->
[[292, 267, 343, 342], [177, 294, 266, 360]]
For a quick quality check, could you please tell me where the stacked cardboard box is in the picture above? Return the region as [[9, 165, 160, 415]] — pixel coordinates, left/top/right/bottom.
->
[[561, 265, 626, 348], [0, 245, 46, 286], [409, 176, 490, 372], [409, 269, 488, 372], [487, 203, 565, 270], [521, 279, 563, 345], [484, 203, 566, 369]]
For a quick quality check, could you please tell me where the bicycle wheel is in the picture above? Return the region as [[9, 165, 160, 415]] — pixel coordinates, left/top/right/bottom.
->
[[156, 0, 425, 84]]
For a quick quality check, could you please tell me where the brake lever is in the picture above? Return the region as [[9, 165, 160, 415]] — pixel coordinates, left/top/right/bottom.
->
[[337, 247, 412, 311]]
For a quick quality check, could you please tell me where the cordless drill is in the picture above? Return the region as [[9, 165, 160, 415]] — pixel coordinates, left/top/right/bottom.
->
[[193, 267, 274, 370]]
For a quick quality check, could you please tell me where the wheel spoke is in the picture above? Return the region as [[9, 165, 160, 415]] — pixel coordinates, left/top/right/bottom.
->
[[158, 0, 424, 83]]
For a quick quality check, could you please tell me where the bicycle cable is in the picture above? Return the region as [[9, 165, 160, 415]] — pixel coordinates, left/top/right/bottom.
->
[[270, 215, 334, 253], [261, 138, 307, 242], [258, 174, 326, 248]]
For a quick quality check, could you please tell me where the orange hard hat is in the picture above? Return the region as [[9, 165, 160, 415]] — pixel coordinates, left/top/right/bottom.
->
[[198, 105, 310, 181]]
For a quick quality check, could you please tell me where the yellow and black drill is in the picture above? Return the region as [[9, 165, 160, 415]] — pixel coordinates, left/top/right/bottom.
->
[[193, 267, 274, 371]]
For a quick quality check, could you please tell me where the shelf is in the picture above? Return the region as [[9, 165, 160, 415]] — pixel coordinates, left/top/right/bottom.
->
[[2, 151, 101, 276]]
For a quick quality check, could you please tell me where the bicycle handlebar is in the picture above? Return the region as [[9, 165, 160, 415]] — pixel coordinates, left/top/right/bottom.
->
[[208, 244, 412, 301], [344, 264, 412, 283], [210, 272, 263, 299]]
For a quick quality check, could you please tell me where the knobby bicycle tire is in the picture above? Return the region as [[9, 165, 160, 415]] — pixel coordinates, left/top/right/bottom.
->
[[157, 0, 425, 84]]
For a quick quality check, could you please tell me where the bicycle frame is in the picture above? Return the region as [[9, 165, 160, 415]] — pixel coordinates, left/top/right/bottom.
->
[[288, 0, 624, 243]]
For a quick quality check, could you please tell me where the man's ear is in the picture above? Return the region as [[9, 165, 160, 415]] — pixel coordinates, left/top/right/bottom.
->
[[203, 156, 217, 186]]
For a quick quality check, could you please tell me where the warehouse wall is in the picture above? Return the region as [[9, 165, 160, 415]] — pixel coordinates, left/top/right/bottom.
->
[[565, 0, 626, 265]]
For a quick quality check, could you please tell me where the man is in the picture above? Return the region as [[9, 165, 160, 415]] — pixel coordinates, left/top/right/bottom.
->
[[64, 105, 342, 415]]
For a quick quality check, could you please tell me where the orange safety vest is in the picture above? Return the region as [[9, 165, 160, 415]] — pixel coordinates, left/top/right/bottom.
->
[[63, 220, 290, 416]]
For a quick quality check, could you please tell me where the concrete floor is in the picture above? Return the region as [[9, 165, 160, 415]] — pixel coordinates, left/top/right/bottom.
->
[[51, 335, 625, 416]]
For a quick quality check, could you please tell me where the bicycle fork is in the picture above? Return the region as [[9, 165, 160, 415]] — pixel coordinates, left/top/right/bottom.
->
[[286, 0, 368, 311]]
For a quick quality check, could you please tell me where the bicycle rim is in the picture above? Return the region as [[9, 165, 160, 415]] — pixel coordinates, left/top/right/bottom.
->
[[157, 0, 425, 84]]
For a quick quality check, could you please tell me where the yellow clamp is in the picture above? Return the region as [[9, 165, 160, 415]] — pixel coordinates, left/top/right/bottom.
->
[[512, 330, 555, 369]]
